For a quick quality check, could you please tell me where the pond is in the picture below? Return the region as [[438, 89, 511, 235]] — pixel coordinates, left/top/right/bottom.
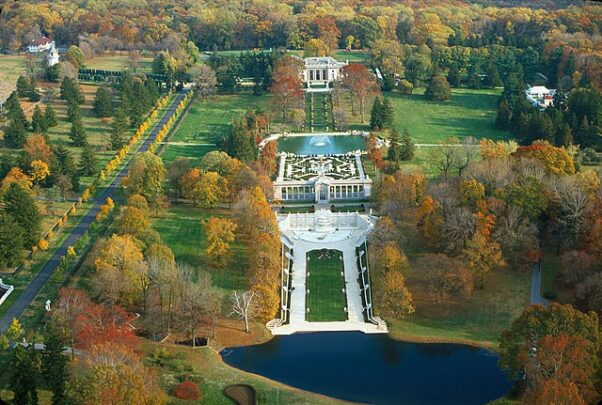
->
[[221, 332, 511, 405], [277, 134, 366, 155]]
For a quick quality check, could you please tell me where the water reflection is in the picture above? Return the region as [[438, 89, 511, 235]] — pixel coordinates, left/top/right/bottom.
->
[[221, 332, 511, 405]]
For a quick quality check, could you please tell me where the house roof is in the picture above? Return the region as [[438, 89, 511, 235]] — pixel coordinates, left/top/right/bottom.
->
[[304, 57, 346, 68], [527, 86, 550, 94], [30, 36, 51, 46]]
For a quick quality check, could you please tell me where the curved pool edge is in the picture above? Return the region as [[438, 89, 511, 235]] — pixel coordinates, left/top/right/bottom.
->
[[211, 346, 355, 405]]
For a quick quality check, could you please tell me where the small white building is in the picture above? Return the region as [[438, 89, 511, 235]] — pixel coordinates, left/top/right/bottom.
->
[[302, 57, 347, 90], [526, 85, 556, 109], [27, 37, 55, 53], [274, 152, 372, 203], [47, 43, 60, 67]]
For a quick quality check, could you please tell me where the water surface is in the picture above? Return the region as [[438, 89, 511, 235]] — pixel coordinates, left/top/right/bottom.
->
[[278, 134, 365, 155], [221, 332, 511, 405]]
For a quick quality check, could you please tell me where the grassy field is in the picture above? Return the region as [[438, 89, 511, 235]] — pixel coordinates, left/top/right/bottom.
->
[[161, 94, 270, 165], [85, 55, 153, 72], [306, 249, 347, 322], [388, 219, 530, 348], [144, 343, 343, 405], [0, 55, 29, 85], [151, 205, 249, 300]]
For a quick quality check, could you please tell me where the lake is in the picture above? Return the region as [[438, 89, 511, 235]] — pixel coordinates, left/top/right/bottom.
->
[[221, 332, 511, 405], [277, 134, 366, 155]]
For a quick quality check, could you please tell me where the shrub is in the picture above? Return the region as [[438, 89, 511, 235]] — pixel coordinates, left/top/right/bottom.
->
[[425, 76, 451, 101], [172, 381, 201, 401], [397, 79, 414, 95], [38, 239, 49, 251]]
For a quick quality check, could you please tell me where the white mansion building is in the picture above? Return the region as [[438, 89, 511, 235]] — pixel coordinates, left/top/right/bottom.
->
[[274, 150, 372, 203], [302, 57, 347, 90]]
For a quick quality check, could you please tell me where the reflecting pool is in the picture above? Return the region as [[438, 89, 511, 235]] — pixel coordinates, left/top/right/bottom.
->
[[277, 134, 366, 155]]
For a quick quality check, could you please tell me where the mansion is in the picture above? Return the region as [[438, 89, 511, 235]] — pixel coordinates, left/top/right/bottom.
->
[[302, 57, 347, 90], [274, 151, 372, 203]]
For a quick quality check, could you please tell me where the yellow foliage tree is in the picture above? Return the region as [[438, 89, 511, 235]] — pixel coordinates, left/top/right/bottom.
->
[[203, 217, 237, 268], [29, 159, 51, 183], [38, 239, 49, 251]]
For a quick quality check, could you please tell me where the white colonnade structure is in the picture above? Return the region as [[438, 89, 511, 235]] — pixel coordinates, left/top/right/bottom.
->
[[267, 208, 387, 335]]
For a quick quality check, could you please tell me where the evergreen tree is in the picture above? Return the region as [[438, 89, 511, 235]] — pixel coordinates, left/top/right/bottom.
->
[[496, 98, 511, 129], [226, 120, 257, 163], [382, 98, 394, 129], [42, 326, 69, 405], [387, 129, 403, 166], [31, 105, 47, 133], [144, 78, 160, 105], [6, 91, 29, 128], [4, 118, 28, 148], [52, 145, 76, 177], [69, 118, 87, 146], [16, 75, 30, 97], [44, 105, 58, 127], [60, 77, 85, 105], [92, 86, 113, 118], [78, 144, 98, 176], [0, 214, 25, 268], [369, 97, 383, 130], [3, 182, 41, 248], [560, 123, 573, 147], [10, 345, 40, 405], [110, 108, 129, 150], [448, 65, 461, 88], [399, 128, 415, 161], [28, 76, 41, 102], [66, 101, 81, 123]]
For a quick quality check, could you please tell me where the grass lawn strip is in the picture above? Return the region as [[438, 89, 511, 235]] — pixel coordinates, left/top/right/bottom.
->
[[306, 249, 347, 322]]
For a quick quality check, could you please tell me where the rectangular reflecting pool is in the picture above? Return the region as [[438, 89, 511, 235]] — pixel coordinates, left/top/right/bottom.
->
[[221, 332, 511, 405], [277, 134, 366, 155]]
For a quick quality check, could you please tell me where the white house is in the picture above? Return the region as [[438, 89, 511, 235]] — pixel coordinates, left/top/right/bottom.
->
[[27, 36, 55, 53], [526, 85, 556, 109], [302, 57, 347, 90], [47, 43, 60, 67]]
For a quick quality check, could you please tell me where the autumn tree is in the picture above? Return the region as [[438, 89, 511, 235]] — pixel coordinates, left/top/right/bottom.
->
[[189, 64, 217, 99], [304, 38, 329, 57], [116, 206, 151, 238], [127, 152, 166, 199], [230, 290, 256, 333], [146, 243, 177, 332], [340, 63, 379, 123], [24, 134, 52, 164], [416, 254, 473, 303], [203, 217, 237, 268], [373, 269, 414, 318], [269, 55, 303, 119], [499, 303, 600, 389], [94, 234, 148, 309]]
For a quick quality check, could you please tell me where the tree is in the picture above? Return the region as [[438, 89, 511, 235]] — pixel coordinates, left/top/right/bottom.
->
[[127, 152, 166, 199], [92, 86, 113, 117], [230, 290, 256, 333], [189, 64, 217, 99], [399, 128, 415, 161], [110, 108, 128, 150], [226, 120, 258, 163], [405, 54, 432, 86], [203, 217, 237, 268], [10, 345, 40, 405], [30, 160, 50, 184], [69, 117, 87, 146], [4, 118, 28, 148], [3, 183, 41, 248], [425, 76, 451, 101], [60, 77, 84, 104], [340, 63, 379, 123], [304, 38, 329, 57], [44, 104, 58, 127], [94, 234, 148, 308], [16, 75, 31, 97], [496, 98, 511, 129], [0, 214, 25, 268], [464, 223, 505, 288], [416, 254, 473, 303], [172, 381, 201, 401], [78, 144, 98, 176], [369, 97, 384, 130], [117, 206, 150, 238], [42, 326, 68, 405], [31, 104, 47, 133], [6, 91, 29, 127], [64, 45, 86, 69], [374, 270, 414, 318], [499, 303, 600, 384], [270, 56, 303, 119]]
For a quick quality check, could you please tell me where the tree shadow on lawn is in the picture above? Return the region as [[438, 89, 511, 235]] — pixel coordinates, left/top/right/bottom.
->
[[387, 91, 500, 113], [427, 116, 509, 141]]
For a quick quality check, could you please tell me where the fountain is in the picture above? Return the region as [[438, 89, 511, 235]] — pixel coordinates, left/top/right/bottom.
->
[[309, 135, 331, 147]]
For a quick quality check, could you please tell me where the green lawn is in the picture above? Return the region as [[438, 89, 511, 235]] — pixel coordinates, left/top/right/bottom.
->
[[0, 55, 29, 84], [151, 205, 248, 297], [388, 88, 511, 144], [306, 249, 347, 322], [161, 94, 270, 165], [389, 221, 530, 348], [85, 55, 153, 72]]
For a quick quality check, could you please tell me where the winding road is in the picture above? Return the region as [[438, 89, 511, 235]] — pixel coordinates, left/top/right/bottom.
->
[[0, 91, 188, 334]]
